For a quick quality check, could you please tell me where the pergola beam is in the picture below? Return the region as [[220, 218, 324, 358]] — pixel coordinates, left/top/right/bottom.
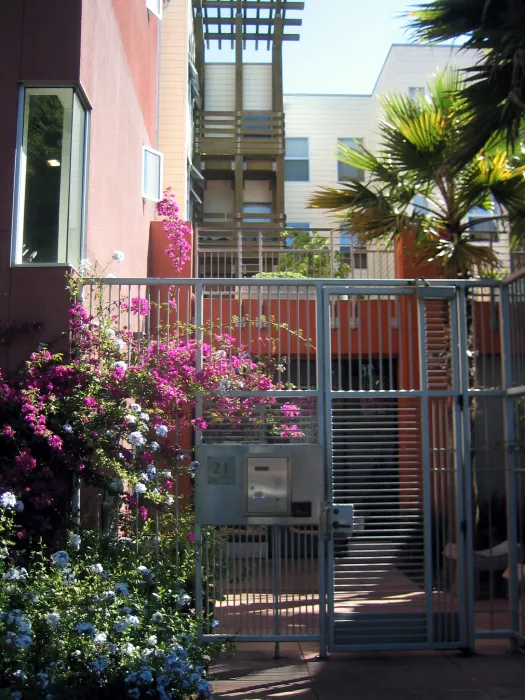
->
[[201, 32, 300, 41], [199, 1, 304, 9], [205, 17, 301, 25]]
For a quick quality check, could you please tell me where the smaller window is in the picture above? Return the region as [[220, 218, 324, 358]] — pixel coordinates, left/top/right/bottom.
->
[[468, 206, 499, 241], [409, 87, 425, 101], [285, 138, 309, 182], [353, 252, 368, 270], [285, 222, 310, 247], [142, 146, 163, 202], [338, 138, 364, 182], [412, 194, 428, 214], [340, 231, 362, 253], [243, 203, 272, 223], [146, 0, 162, 19]]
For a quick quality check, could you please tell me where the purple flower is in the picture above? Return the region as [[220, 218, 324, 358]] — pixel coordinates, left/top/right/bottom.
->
[[48, 435, 63, 451]]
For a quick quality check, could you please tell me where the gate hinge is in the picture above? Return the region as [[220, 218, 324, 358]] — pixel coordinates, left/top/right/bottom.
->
[[460, 520, 467, 537]]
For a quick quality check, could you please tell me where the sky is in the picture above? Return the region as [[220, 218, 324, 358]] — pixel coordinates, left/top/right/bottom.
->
[[205, 0, 419, 95]]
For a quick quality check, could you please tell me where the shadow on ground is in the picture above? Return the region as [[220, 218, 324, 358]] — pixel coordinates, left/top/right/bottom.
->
[[210, 641, 525, 699]]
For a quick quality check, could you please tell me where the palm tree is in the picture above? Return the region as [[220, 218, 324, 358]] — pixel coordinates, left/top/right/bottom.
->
[[408, 0, 525, 162], [309, 70, 525, 275], [309, 69, 525, 543]]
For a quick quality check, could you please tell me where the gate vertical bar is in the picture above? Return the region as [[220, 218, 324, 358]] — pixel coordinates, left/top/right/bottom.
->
[[449, 295, 468, 646], [417, 295, 434, 645], [322, 287, 335, 653], [316, 282, 328, 658], [194, 281, 204, 638], [458, 287, 475, 652], [499, 284, 519, 646]]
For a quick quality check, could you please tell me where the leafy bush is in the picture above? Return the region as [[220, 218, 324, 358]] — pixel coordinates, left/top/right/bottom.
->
[[0, 496, 216, 699], [262, 230, 351, 279]]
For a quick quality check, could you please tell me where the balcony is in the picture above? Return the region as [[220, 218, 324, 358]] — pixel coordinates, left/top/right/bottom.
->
[[195, 111, 285, 157], [195, 226, 397, 280]]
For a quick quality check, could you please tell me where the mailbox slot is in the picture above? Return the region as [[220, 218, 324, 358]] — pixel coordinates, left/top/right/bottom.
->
[[245, 457, 290, 515]]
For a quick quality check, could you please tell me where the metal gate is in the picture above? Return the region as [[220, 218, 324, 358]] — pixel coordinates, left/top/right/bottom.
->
[[322, 285, 468, 651], [83, 276, 524, 654]]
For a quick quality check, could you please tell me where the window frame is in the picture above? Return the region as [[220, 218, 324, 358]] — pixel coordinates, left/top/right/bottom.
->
[[142, 146, 164, 203], [284, 137, 310, 182], [11, 85, 90, 268], [146, 0, 162, 20], [337, 138, 364, 182]]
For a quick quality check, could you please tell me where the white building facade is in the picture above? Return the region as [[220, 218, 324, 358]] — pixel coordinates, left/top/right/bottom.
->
[[283, 44, 512, 275]]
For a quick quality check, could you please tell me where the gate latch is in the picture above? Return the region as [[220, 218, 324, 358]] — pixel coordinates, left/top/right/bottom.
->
[[331, 504, 354, 531]]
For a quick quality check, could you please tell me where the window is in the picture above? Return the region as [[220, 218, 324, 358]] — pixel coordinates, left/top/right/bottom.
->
[[243, 203, 272, 223], [340, 231, 361, 253], [285, 138, 309, 182], [146, 0, 162, 19], [340, 230, 367, 269], [243, 115, 271, 139], [285, 222, 310, 247], [13, 87, 88, 265], [409, 87, 425, 101], [338, 138, 364, 182], [142, 146, 163, 202], [411, 194, 428, 214], [467, 206, 499, 241]]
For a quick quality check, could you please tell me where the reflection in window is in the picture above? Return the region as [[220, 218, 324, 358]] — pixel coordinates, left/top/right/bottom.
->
[[16, 88, 87, 265]]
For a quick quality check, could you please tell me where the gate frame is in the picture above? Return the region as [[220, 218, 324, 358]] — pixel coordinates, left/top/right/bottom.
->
[[321, 283, 472, 652]]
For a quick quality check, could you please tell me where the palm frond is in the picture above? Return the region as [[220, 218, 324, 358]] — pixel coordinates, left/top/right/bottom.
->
[[407, 0, 525, 158]]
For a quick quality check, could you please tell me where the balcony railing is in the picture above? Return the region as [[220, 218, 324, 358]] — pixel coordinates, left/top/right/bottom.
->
[[195, 111, 285, 157], [195, 227, 397, 280]]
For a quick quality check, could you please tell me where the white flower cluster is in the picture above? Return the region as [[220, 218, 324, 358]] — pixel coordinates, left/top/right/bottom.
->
[[2, 611, 33, 651], [0, 491, 17, 509]]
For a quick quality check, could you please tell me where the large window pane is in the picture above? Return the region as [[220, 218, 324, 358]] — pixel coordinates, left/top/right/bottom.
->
[[143, 147, 163, 202], [468, 205, 499, 241], [285, 138, 308, 158], [67, 94, 86, 264], [285, 137, 309, 182], [285, 160, 309, 182], [16, 87, 87, 266], [338, 138, 364, 182]]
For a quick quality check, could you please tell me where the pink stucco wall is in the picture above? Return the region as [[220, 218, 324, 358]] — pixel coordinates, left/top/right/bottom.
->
[[0, 0, 160, 370], [80, 0, 159, 278]]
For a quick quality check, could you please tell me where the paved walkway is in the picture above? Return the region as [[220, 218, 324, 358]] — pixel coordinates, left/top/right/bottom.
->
[[210, 641, 525, 699]]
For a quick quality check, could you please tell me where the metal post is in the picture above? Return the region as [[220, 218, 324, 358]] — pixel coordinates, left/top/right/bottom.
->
[[320, 285, 335, 657], [457, 286, 476, 652], [449, 296, 469, 647], [499, 284, 520, 648], [330, 230, 335, 278], [237, 228, 243, 278], [316, 282, 329, 658], [194, 226, 200, 279], [417, 296, 434, 646], [258, 230, 263, 275]]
